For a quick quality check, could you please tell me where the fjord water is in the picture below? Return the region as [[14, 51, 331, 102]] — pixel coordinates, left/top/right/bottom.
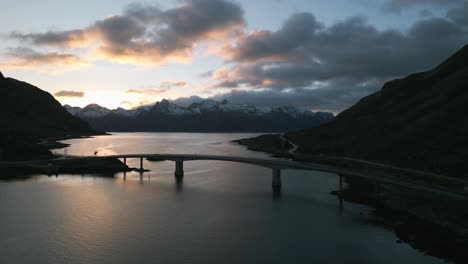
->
[[0, 133, 443, 264]]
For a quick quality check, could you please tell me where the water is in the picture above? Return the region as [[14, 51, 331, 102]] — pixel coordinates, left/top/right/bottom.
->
[[0, 133, 444, 264]]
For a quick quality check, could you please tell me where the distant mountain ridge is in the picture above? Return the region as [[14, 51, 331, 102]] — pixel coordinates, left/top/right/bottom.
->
[[65, 99, 334, 132]]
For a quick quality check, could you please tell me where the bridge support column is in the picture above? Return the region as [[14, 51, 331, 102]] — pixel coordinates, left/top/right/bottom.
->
[[175, 161, 184, 181], [123, 157, 127, 166], [139, 157, 144, 173], [272, 168, 282, 194]]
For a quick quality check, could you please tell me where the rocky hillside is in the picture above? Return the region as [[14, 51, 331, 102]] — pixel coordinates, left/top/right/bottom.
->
[[286, 44, 468, 178], [0, 72, 100, 161], [65, 99, 334, 132]]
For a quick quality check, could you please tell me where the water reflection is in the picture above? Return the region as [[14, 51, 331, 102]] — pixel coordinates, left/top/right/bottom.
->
[[0, 133, 445, 264], [175, 180, 184, 193]]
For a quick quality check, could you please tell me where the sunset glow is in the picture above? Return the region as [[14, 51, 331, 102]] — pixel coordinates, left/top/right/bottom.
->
[[1, 0, 467, 111]]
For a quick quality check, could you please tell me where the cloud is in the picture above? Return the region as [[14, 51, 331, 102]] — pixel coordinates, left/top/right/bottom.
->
[[161, 80, 187, 88], [220, 14, 467, 83], [205, 11, 468, 112], [0, 47, 87, 70], [206, 78, 381, 113], [10, 30, 88, 47], [380, 0, 464, 13], [120, 100, 153, 109], [221, 13, 323, 62], [125, 80, 187, 96], [54, 90, 85, 98], [170, 95, 205, 107], [447, 2, 468, 26], [125, 88, 167, 96], [10, 0, 245, 65], [170, 78, 376, 113]]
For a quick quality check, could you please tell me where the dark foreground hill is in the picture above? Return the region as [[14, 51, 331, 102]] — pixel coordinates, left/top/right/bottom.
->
[[286, 44, 468, 178], [0, 72, 100, 161]]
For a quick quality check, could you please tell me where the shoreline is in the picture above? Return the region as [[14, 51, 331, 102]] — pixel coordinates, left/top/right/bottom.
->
[[234, 134, 468, 263], [0, 132, 122, 177], [39, 132, 111, 150], [0, 156, 132, 177]]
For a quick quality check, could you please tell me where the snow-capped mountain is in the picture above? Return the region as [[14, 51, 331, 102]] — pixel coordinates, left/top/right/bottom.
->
[[64, 104, 111, 118], [64, 104, 150, 118], [64, 99, 334, 132], [152, 99, 189, 115]]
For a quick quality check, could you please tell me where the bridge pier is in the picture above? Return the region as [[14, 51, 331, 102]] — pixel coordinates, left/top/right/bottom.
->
[[272, 168, 282, 194], [123, 157, 127, 166], [175, 161, 184, 181], [139, 157, 144, 173]]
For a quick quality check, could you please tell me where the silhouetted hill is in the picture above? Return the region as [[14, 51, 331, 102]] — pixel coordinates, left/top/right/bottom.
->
[[0, 73, 100, 161], [286, 44, 468, 177]]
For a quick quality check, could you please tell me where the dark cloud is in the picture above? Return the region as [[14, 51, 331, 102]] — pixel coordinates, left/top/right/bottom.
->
[[10, 0, 245, 64], [54, 90, 85, 98], [447, 2, 468, 26], [381, 0, 464, 13], [220, 14, 467, 85], [208, 78, 382, 113], [209, 11, 468, 111], [11, 30, 87, 47], [224, 13, 323, 62], [169, 79, 379, 113], [0, 47, 86, 69]]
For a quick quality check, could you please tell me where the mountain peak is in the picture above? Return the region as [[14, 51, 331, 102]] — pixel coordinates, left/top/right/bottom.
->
[[152, 99, 187, 114], [0, 72, 6, 86], [76, 104, 111, 118], [84, 103, 107, 109], [155, 99, 173, 107]]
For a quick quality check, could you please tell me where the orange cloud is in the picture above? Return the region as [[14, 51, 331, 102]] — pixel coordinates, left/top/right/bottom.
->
[[9, 0, 246, 66]]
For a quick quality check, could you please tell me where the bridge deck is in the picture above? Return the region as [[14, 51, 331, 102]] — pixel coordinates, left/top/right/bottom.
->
[[54, 153, 468, 199]]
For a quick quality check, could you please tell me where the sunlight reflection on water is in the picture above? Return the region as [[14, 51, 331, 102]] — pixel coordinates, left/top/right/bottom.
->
[[0, 133, 444, 264]]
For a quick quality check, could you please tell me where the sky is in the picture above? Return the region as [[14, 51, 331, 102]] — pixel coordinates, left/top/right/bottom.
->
[[1, 0, 467, 113]]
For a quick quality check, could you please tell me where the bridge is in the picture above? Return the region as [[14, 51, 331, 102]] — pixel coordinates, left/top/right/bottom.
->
[[57, 153, 468, 199]]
